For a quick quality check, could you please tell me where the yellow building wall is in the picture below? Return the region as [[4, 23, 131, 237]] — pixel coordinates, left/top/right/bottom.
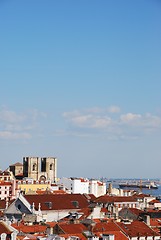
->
[[18, 183, 51, 194]]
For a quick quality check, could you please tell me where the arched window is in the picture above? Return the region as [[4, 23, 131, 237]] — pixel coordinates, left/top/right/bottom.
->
[[50, 164, 53, 170], [33, 164, 36, 171]]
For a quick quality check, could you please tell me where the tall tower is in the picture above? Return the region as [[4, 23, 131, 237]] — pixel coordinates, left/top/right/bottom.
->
[[23, 157, 57, 182]]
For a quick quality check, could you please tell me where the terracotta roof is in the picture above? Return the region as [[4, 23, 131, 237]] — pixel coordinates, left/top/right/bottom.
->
[[53, 190, 67, 194], [133, 193, 151, 198], [0, 181, 12, 186], [150, 219, 161, 234], [95, 195, 137, 203], [0, 221, 12, 234], [84, 194, 96, 202], [36, 190, 53, 195], [83, 221, 127, 239], [93, 221, 120, 232], [57, 222, 88, 234], [97, 181, 104, 186], [144, 209, 161, 213], [150, 218, 161, 227], [149, 199, 161, 204], [11, 223, 47, 234], [116, 220, 160, 237], [9, 162, 23, 167], [101, 207, 110, 213], [24, 193, 89, 211], [46, 222, 57, 228], [78, 207, 92, 219], [80, 178, 88, 182], [95, 231, 128, 240], [60, 233, 86, 240], [126, 208, 144, 216]]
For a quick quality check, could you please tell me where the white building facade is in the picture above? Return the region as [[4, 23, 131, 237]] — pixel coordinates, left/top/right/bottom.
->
[[58, 177, 106, 197]]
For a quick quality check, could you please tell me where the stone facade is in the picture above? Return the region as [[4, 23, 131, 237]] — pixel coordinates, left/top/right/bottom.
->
[[23, 157, 57, 182]]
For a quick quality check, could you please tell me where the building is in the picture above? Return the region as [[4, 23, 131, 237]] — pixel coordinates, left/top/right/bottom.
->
[[0, 181, 12, 200], [0, 180, 19, 201], [0, 171, 13, 181], [89, 179, 106, 197], [5, 193, 90, 222], [116, 220, 160, 239], [58, 178, 89, 194], [23, 157, 57, 182], [9, 162, 23, 179], [17, 179, 52, 194], [58, 178, 106, 197]]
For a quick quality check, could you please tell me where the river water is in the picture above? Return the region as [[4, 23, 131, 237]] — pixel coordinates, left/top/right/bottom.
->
[[141, 185, 161, 197], [108, 181, 161, 198]]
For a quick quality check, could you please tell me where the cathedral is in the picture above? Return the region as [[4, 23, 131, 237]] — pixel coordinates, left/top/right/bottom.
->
[[23, 157, 57, 182]]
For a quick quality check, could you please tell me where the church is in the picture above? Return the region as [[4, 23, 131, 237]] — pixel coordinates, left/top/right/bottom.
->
[[23, 157, 57, 182]]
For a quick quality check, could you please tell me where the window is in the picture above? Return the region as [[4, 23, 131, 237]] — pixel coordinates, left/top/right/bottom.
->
[[72, 201, 79, 208], [41, 158, 46, 172], [33, 164, 36, 171], [17, 204, 21, 210], [50, 164, 53, 170]]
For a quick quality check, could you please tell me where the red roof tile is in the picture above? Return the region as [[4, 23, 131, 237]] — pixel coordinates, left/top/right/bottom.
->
[[95, 231, 128, 240], [0, 222, 12, 234], [0, 181, 12, 186], [149, 199, 161, 204], [92, 221, 128, 240], [58, 223, 87, 234], [125, 207, 144, 216], [25, 193, 89, 211], [95, 195, 137, 203], [60, 233, 86, 240], [78, 207, 92, 219], [11, 223, 47, 234], [93, 221, 120, 232], [116, 220, 160, 237], [150, 218, 161, 227]]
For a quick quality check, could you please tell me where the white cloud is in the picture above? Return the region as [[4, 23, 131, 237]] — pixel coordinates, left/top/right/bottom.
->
[[64, 110, 112, 129], [108, 105, 121, 113], [120, 113, 142, 124], [0, 131, 31, 139], [63, 107, 161, 139], [91, 117, 112, 128], [120, 113, 161, 128], [0, 107, 46, 140], [144, 113, 161, 128], [70, 114, 92, 127], [0, 109, 26, 123]]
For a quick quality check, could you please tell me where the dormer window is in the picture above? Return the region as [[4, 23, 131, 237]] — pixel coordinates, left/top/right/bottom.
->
[[17, 204, 21, 210]]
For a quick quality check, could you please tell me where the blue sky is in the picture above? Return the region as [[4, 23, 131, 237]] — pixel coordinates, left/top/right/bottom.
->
[[0, 0, 161, 179]]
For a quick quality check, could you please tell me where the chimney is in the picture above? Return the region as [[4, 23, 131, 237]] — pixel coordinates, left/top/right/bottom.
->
[[108, 183, 112, 195], [145, 215, 150, 226]]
